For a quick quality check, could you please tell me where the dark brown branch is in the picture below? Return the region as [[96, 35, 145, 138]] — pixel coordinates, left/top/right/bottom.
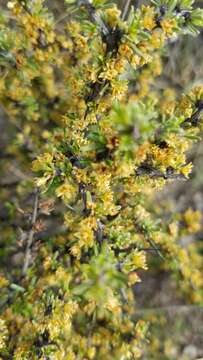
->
[[135, 163, 187, 181], [113, 244, 162, 256], [78, 0, 109, 36]]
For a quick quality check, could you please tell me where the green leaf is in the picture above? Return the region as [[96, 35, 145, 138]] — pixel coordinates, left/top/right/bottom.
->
[[64, 0, 75, 4], [10, 283, 25, 293], [191, 9, 203, 27]]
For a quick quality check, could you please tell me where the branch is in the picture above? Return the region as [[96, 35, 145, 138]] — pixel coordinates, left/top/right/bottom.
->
[[22, 188, 39, 275], [121, 0, 132, 21], [113, 244, 162, 255], [135, 304, 203, 315], [78, 0, 109, 36], [147, 238, 165, 261], [17, 0, 32, 15]]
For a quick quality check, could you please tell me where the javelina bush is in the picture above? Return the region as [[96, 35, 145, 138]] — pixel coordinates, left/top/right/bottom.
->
[[0, 0, 203, 359]]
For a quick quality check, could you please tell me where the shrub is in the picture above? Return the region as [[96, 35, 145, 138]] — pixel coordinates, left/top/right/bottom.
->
[[0, 0, 203, 359]]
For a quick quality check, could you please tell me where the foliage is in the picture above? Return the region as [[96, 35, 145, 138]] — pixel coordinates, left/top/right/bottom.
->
[[0, 0, 203, 359]]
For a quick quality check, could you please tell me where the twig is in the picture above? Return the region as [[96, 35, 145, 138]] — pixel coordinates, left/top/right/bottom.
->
[[113, 244, 162, 255], [135, 304, 203, 315], [9, 164, 30, 181], [54, 7, 78, 26], [79, 0, 109, 36], [121, 0, 132, 21], [17, 0, 32, 15], [147, 238, 165, 261], [133, 0, 141, 9], [22, 188, 39, 275]]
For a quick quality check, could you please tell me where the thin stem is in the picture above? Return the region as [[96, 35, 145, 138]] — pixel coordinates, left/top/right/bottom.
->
[[22, 189, 39, 275], [79, 0, 109, 35], [113, 245, 162, 255], [121, 0, 132, 21], [147, 238, 165, 261], [9, 164, 30, 181], [134, 0, 141, 9], [135, 305, 203, 315], [54, 8, 78, 26]]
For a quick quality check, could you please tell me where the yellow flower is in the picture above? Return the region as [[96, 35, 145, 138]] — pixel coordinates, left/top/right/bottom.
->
[[7, 1, 15, 9], [188, 85, 203, 102], [64, 350, 76, 360], [119, 43, 133, 60], [70, 244, 81, 259], [161, 19, 177, 36], [32, 153, 53, 172], [43, 256, 52, 271], [84, 300, 97, 315], [64, 301, 78, 320], [183, 208, 201, 233], [132, 346, 142, 358], [128, 272, 141, 286], [111, 79, 128, 100], [131, 251, 148, 270], [35, 174, 52, 187], [0, 275, 9, 288], [179, 96, 193, 118], [75, 226, 94, 248], [161, 100, 176, 116], [13, 348, 30, 360], [115, 160, 135, 178], [56, 183, 76, 202], [180, 163, 193, 178], [131, 54, 141, 68], [105, 296, 121, 314], [151, 29, 165, 48], [168, 222, 178, 237], [99, 62, 118, 81], [87, 347, 96, 359], [47, 318, 62, 340], [105, 6, 121, 27], [191, 270, 203, 288], [142, 5, 156, 31], [0, 319, 8, 350]]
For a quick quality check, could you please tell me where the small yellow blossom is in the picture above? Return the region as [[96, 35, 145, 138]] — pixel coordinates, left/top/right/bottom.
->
[[183, 208, 201, 233], [0, 319, 8, 350], [56, 183, 76, 202], [151, 29, 165, 48], [131, 250, 148, 270], [128, 272, 141, 286], [32, 153, 53, 172], [119, 43, 133, 60], [0, 275, 9, 288], [105, 296, 121, 314], [180, 163, 193, 178], [142, 5, 156, 31], [161, 19, 177, 36], [105, 6, 121, 27]]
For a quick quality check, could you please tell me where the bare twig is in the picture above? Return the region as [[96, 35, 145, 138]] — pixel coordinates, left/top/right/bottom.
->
[[121, 0, 132, 21], [79, 0, 109, 36], [147, 238, 165, 261], [135, 304, 203, 315], [54, 7, 78, 26], [9, 164, 30, 181], [22, 188, 39, 275], [133, 0, 141, 9], [113, 244, 162, 255]]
